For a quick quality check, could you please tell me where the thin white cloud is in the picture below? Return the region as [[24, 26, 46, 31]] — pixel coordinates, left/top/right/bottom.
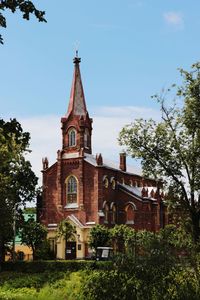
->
[[19, 106, 160, 185], [19, 115, 61, 184], [92, 105, 160, 119], [163, 11, 184, 29]]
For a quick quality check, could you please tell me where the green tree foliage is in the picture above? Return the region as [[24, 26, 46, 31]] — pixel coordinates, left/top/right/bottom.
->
[[57, 220, 76, 242], [119, 62, 200, 243], [111, 224, 136, 253], [19, 216, 47, 260], [0, 227, 199, 299], [85, 259, 200, 300], [0, 118, 38, 262], [89, 225, 111, 251], [0, 0, 46, 44], [1, 225, 200, 300], [0, 267, 199, 300], [82, 270, 138, 300], [83, 226, 200, 300]]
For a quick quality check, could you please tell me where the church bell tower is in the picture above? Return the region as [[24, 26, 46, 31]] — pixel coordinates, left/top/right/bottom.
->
[[61, 53, 93, 156]]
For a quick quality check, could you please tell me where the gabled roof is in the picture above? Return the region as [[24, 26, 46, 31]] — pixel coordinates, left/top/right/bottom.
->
[[118, 183, 144, 201], [67, 214, 94, 228], [84, 153, 142, 176], [67, 214, 85, 228]]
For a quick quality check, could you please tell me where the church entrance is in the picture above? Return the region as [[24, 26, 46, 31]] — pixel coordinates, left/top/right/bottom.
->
[[65, 241, 76, 260]]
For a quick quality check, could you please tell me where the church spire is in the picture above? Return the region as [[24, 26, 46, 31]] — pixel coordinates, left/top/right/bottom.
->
[[61, 54, 93, 155], [67, 52, 87, 117]]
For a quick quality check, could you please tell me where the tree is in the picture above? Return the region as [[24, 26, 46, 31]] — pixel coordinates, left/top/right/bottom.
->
[[57, 219, 76, 243], [0, 118, 38, 263], [0, 0, 46, 44], [111, 224, 136, 253], [19, 216, 47, 260], [89, 225, 111, 252], [119, 62, 200, 243]]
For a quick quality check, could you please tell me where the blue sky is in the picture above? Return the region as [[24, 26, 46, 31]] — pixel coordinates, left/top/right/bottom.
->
[[1, 0, 200, 181]]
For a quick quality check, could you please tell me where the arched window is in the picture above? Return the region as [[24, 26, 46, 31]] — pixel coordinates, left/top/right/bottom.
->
[[126, 204, 135, 225], [111, 204, 116, 224], [104, 203, 109, 224], [66, 176, 77, 204], [68, 128, 76, 147], [103, 176, 109, 188], [84, 128, 89, 148], [110, 177, 116, 190]]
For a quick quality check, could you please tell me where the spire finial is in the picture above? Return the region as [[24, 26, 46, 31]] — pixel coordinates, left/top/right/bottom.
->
[[73, 49, 81, 64]]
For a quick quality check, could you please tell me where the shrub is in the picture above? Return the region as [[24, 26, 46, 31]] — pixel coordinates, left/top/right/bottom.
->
[[163, 267, 200, 300], [0, 287, 37, 300], [35, 240, 56, 260], [0, 272, 84, 300], [82, 270, 138, 300], [2, 260, 112, 273], [0, 271, 68, 290], [38, 272, 84, 300], [89, 225, 111, 251]]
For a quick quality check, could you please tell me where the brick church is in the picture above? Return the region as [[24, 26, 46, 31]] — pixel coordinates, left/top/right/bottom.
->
[[39, 54, 167, 259]]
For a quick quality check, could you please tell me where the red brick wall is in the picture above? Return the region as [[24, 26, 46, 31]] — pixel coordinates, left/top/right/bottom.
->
[[61, 115, 92, 154], [41, 155, 164, 234]]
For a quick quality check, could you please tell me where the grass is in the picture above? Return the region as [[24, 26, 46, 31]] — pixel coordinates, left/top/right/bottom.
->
[[0, 271, 85, 300]]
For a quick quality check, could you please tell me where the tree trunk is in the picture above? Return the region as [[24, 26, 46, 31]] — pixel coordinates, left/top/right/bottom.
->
[[0, 235, 6, 271], [32, 247, 35, 261]]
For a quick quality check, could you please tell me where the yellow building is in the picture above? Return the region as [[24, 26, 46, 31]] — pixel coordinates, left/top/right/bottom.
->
[[47, 215, 93, 260]]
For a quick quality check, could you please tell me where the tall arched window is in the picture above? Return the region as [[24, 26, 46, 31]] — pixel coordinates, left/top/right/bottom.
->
[[126, 204, 135, 224], [111, 204, 116, 224], [68, 128, 76, 147], [104, 203, 109, 224], [66, 176, 77, 204], [84, 128, 89, 148]]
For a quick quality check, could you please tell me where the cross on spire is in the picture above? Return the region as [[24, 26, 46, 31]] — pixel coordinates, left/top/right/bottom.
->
[[73, 50, 81, 64]]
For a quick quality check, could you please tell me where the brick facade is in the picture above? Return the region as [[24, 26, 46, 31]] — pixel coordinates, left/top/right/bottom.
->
[[38, 55, 167, 259]]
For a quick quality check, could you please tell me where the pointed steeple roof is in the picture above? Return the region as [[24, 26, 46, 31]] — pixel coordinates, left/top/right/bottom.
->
[[67, 52, 87, 117], [61, 54, 93, 154]]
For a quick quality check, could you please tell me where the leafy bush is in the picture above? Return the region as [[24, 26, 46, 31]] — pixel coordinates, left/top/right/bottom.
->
[[163, 268, 200, 300], [35, 240, 56, 260], [0, 265, 200, 300], [0, 271, 68, 289], [0, 271, 84, 300], [82, 270, 138, 300], [0, 287, 37, 300], [2, 260, 112, 273], [89, 225, 111, 251], [1, 224, 200, 299], [38, 272, 84, 300]]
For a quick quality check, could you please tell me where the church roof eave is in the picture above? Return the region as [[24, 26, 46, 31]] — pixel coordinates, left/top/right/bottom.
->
[[118, 184, 143, 202], [67, 214, 94, 229], [84, 153, 142, 176], [119, 183, 160, 203]]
